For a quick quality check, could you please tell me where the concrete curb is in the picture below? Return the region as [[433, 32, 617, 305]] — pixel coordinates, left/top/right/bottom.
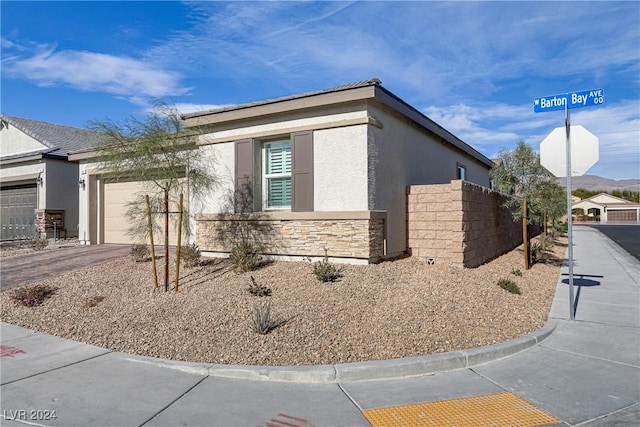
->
[[123, 320, 558, 383]]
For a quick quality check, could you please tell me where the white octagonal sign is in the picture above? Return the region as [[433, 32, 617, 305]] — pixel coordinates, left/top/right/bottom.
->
[[540, 125, 599, 177]]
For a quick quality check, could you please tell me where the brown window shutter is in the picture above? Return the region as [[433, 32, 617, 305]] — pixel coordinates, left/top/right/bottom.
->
[[234, 139, 255, 212], [291, 131, 314, 212]]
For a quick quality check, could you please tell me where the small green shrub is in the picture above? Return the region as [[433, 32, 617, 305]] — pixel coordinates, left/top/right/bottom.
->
[[11, 284, 57, 307], [230, 242, 261, 272], [497, 278, 521, 295], [180, 243, 201, 267], [30, 238, 49, 251], [247, 275, 271, 297], [511, 268, 522, 277], [131, 244, 150, 262], [251, 301, 277, 335], [84, 295, 105, 308], [308, 250, 339, 282]]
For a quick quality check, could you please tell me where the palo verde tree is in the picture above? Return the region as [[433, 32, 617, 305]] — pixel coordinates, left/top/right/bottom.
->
[[89, 103, 217, 291], [490, 141, 557, 268]]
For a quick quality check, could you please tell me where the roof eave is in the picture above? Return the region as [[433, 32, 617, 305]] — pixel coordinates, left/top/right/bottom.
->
[[182, 85, 377, 129]]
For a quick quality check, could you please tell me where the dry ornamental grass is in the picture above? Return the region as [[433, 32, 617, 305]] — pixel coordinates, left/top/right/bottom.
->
[[0, 237, 566, 366]]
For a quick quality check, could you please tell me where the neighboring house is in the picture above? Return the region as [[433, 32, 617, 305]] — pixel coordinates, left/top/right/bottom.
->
[[572, 193, 640, 223], [73, 78, 494, 263], [0, 115, 106, 240]]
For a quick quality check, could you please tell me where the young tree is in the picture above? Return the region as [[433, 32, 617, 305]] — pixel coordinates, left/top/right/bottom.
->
[[491, 141, 556, 267], [89, 103, 217, 290], [533, 180, 566, 232]]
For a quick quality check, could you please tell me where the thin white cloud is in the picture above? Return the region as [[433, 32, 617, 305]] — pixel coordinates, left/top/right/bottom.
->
[[173, 103, 228, 115], [2, 41, 189, 101], [424, 99, 640, 178]]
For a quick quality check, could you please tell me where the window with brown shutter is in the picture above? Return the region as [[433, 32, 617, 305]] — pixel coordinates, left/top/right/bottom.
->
[[291, 131, 314, 212], [234, 139, 255, 212], [235, 131, 314, 213]]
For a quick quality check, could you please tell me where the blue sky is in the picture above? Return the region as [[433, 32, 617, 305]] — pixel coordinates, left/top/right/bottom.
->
[[2, 1, 639, 180]]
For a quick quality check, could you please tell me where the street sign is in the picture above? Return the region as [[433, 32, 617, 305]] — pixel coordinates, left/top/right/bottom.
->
[[534, 88, 604, 113], [540, 125, 599, 177], [534, 88, 603, 322]]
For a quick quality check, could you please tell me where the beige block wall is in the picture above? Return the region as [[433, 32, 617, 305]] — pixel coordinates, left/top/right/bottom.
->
[[196, 212, 385, 262], [407, 180, 524, 267]]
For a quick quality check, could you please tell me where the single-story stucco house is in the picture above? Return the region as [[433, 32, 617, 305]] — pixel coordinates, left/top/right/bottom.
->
[[0, 115, 106, 240], [72, 79, 495, 263], [573, 193, 640, 223]]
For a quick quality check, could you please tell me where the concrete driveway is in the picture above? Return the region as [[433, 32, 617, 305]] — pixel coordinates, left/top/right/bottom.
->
[[0, 245, 131, 290]]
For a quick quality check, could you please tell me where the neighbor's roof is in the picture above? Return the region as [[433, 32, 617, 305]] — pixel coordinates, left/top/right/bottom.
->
[[181, 78, 494, 168], [0, 114, 107, 159]]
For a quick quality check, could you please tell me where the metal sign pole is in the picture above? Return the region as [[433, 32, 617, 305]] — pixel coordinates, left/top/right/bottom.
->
[[565, 104, 575, 320]]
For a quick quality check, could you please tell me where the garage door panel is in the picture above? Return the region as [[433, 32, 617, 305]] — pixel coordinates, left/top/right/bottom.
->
[[1, 184, 38, 240], [608, 209, 638, 222], [103, 181, 185, 245]]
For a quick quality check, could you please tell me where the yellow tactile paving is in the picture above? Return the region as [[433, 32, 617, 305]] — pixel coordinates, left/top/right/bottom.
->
[[362, 392, 561, 427]]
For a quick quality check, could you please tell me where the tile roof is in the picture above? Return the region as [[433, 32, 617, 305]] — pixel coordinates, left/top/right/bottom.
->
[[0, 114, 107, 158]]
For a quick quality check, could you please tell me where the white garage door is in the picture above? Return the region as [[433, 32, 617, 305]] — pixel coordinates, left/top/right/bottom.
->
[[103, 180, 183, 245]]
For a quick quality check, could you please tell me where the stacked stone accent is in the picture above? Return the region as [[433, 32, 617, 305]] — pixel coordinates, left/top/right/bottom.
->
[[407, 180, 526, 268], [196, 212, 385, 262], [35, 209, 65, 239]]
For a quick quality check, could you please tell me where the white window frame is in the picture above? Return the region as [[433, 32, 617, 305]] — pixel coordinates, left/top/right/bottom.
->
[[262, 139, 292, 210], [456, 163, 467, 181]]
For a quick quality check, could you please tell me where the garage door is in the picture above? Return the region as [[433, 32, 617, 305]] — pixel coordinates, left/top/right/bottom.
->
[[103, 180, 183, 245], [607, 209, 638, 222], [0, 184, 38, 240]]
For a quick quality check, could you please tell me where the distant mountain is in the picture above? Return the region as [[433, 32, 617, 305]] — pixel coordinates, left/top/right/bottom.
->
[[557, 175, 640, 192]]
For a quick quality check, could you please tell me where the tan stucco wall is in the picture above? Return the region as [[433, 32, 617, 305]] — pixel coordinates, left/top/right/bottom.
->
[[366, 102, 492, 257], [313, 125, 369, 211]]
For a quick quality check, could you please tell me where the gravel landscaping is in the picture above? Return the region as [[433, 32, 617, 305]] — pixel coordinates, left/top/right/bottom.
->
[[0, 237, 566, 366]]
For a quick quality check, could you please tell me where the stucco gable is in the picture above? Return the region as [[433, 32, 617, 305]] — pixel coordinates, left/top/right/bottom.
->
[[0, 114, 106, 160]]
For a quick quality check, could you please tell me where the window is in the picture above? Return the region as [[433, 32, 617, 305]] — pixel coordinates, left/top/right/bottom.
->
[[456, 163, 467, 181], [235, 131, 313, 213], [263, 139, 292, 209]]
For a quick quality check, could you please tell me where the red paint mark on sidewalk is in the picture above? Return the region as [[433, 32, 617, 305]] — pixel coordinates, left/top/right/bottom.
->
[[0, 345, 26, 357], [260, 413, 315, 427]]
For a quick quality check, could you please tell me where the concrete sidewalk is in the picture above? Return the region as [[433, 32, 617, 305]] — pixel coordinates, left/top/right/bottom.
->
[[1, 226, 638, 426]]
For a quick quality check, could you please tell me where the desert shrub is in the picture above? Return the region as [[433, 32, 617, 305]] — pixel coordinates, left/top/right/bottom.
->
[[555, 222, 568, 236], [180, 243, 201, 267], [131, 244, 150, 262], [497, 278, 521, 295], [308, 250, 339, 282], [511, 268, 522, 277], [84, 295, 105, 308], [11, 284, 57, 307], [250, 301, 277, 335], [539, 233, 554, 251], [30, 238, 49, 251], [230, 242, 261, 273], [531, 242, 544, 263], [247, 276, 271, 297]]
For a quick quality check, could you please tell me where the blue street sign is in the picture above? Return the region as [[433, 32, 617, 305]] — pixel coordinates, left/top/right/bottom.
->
[[534, 88, 604, 113]]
